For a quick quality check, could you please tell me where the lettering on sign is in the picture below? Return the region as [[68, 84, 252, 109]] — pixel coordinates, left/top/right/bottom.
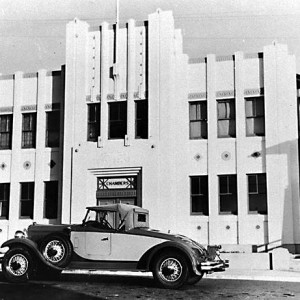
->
[[97, 177, 136, 190], [0, 107, 13, 113], [21, 105, 37, 112], [188, 92, 207, 100]]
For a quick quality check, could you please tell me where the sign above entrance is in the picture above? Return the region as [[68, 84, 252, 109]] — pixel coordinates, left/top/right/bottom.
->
[[97, 177, 136, 190]]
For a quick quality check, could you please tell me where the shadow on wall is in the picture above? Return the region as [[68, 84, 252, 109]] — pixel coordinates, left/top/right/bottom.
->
[[264, 138, 300, 254]]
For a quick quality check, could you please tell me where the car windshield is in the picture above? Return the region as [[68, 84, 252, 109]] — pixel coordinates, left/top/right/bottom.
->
[[84, 209, 118, 230]]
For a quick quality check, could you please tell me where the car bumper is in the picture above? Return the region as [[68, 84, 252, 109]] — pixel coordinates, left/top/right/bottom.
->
[[0, 246, 9, 255], [200, 259, 229, 273]]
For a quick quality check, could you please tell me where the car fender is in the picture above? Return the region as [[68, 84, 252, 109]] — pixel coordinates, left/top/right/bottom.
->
[[137, 241, 197, 271], [1, 238, 63, 271]]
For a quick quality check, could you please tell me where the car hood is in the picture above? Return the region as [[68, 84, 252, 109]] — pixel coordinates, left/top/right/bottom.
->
[[129, 227, 208, 253]]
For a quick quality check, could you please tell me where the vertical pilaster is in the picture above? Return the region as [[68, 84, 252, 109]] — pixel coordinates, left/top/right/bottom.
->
[[127, 19, 136, 143], [9, 72, 23, 234], [207, 54, 217, 220], [58, 67, 65, 222], [148, 11, 160, 142], [33, 69, 47, 222], [234, 51, 247, 243], [100, 22, 109, 143], [264, 43, 294, 247], [62, 19, 89, 223]]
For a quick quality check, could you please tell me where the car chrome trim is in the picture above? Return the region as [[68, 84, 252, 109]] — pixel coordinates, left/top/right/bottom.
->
[[0, 246, 9, 254]]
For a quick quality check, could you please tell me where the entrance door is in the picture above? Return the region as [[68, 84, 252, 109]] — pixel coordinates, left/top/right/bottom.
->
[[96, 176, 141, 206]]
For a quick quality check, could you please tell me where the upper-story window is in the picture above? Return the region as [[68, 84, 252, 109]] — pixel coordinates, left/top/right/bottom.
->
[[135, 100, 148, 139], [219, 174, 237, 215], [46, 110, 60, 147], [87, 103, 100, 142], [217, 99, 236, 138], [22, 113, 36, 149], [0, 114, 13, 150], [109, 101, 127, 139], [189, 101, 207, 139], [245, 97, 265, 136]]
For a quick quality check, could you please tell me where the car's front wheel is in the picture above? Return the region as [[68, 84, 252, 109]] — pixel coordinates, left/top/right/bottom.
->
[[2, 247, 34, 283], [152, 251, 189, 289]]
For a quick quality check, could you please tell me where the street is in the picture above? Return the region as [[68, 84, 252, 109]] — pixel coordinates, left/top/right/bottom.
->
[[0, 272, 299, 300]]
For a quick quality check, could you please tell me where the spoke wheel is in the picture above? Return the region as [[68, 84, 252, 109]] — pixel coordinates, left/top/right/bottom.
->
[[159, 258, 183, 282], [8, 253, 29, 276], [43, 240, 65, 264], [40, 236, 72, 268], [153, 251, 189, 289], [2, 248, 33, 283]]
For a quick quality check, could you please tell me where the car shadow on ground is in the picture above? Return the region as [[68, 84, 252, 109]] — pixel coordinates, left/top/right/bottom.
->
[[59, 273, 155, 285], [0, 272, 105, 300]]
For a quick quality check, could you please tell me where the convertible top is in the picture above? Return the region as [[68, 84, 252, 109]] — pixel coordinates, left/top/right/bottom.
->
[[86, 203, 149, 223]]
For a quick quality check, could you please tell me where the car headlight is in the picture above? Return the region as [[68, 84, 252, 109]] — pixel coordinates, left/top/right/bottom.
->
[[14, 230, 26, 239]]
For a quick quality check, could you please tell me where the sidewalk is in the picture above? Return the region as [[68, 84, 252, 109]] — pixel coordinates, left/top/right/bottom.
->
[[206, 269, 300, 282], [60, 268, 300, 283]]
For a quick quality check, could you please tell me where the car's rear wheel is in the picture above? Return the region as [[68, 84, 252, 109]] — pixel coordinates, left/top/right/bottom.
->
[[2, 248, 33, 283], [152, 251, 189, 289], [40, 236, 72, 268]]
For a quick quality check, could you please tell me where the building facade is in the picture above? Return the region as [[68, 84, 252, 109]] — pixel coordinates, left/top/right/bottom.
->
[[0, 10, 299, 252]]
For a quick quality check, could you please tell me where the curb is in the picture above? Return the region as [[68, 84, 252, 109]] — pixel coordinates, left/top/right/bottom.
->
[[206, 271, 300, 283], [61, 269, 300, 283]]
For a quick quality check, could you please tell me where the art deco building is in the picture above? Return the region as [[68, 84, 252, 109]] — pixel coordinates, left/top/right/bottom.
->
[[0, 10, 299, 253]]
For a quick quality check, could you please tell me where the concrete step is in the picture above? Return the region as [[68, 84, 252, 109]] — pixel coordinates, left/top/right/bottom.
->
[[289, 255, 300, 271]]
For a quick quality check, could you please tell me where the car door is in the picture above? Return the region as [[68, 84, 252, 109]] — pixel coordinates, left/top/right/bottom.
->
[[71, 226, 112, 259]]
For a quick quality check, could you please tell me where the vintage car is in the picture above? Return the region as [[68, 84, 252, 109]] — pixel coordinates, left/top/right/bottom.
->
[[0, 204, 228, 289]]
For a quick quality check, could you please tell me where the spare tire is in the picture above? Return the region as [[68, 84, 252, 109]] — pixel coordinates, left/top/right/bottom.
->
[[40, 235, 72, 268]]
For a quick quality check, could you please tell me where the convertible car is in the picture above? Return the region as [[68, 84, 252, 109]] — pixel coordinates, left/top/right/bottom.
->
[[0, 204, 228, 289]]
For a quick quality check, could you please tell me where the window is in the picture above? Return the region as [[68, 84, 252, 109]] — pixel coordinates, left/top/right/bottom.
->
[[44, 181, 58, 219], [189, 101, 207, 139], [0, 183, 10, 219], [87, 103, 100, 142], [245, 97, 265, 136], [46, 111, 60, 147], [217, 99, 236, 138], [219, 175, 237, 214], [190, 176, 208, 215], [135, 100, 148, 139], [248, 174, 267, 214], [109, 101, 127, 139], [0, 114, 13, 150], [20, 182, 34, 219], [22, 113, 36, 148]]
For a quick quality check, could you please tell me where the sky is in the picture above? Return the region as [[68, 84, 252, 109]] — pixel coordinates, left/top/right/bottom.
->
[[0, 0, 300, 74]]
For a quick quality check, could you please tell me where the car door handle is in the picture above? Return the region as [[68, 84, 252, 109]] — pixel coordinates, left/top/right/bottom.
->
[[101, 237, 109, 241]]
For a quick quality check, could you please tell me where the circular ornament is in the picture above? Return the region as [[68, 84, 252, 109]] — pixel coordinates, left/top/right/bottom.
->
[[23, 161, 31, 170], [221, 151, 231, 161], [194, 154, 201, 161]]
